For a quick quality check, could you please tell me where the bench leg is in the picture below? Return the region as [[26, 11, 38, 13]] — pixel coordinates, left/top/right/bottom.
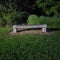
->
[[13, 28, 17, 33], [42, 27, 46, 32]]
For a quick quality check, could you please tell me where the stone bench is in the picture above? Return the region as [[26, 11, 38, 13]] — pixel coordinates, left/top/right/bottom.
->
[[13, 24, 47, 33]]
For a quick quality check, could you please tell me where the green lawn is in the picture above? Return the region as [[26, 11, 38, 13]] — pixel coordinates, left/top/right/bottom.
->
[[0, 27, 60, 60]]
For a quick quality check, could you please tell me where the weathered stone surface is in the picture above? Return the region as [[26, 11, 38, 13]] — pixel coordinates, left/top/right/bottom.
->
[[13, 24, 47, 33]]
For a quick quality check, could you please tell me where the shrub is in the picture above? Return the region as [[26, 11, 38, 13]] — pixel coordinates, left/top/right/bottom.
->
[[38, 16, 47, 24], [50, 16, 60, 27], [27, 15, 60, 27], [39, 16, 60, 27], [27, 15, 39, 24], [0, 5, 28, 26], [0, 18, 6, 27]]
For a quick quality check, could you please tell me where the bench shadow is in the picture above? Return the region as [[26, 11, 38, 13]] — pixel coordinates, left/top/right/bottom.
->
[[47, 28, 60, 32], [17, 28, 41, 32], [17, 28, 60, 32]]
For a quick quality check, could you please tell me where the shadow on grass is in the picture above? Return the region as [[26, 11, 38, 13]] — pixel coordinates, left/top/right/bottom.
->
[[17, 28, 60, 32], [47, 28, 60, 32]]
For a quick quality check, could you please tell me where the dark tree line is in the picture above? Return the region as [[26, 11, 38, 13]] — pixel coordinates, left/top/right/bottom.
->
[[0, 0, 60, 26], [0, 0, 60, 15]]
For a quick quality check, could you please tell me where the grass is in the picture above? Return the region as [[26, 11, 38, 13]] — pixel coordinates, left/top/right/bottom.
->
[[0, 27, 60, 60]]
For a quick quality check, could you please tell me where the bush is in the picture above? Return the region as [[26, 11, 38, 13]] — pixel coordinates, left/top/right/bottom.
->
[[39, 16, 60, 27], [27, 15, 39, 24], [38, 16, 47, 24], [50, 16, 60, 27], [39, 16, 52, 26], [0, 18, 6, 27], [27, 15, 60, 27]]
